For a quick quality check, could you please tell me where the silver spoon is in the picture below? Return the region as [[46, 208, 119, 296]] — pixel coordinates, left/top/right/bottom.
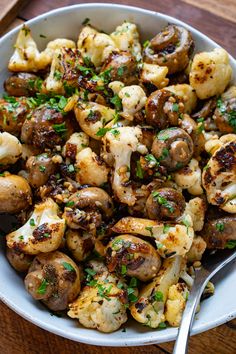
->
[[173, 249, 236, 354]]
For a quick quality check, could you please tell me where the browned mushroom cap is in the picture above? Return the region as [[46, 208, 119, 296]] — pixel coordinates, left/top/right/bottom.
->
[[24, 251, 81, 311], [180, 114, 205, 157], [101, 51, 138, 85], [63, 187, 114, 231], [146, 187, 186, 220], [151, 127, 194, 171], [145, 89, 185, 129], [201, 216, 236, 249], [144, 25, 194, 74], [21, 107, 74, 149], [0, 97, 29, 136], [105, 235, 162, 281], [6, 247, 33, 272], [26, 153, 57, 188], [4, 73, 41, 97], [0, 174, 32, 213], [213, 98, 236, 133]]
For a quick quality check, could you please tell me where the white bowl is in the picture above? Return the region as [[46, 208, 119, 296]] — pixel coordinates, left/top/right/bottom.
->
[[0, 3, 235, 347]]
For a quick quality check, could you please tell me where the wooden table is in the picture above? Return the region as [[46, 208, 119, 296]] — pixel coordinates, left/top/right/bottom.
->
[[1, 1, 236, 353]]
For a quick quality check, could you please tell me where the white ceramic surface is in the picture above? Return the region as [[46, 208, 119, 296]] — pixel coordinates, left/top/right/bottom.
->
[[0, 3, 235, 347]]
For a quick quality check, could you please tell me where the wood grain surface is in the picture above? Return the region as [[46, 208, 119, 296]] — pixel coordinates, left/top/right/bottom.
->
[[0, 0, 28, 35], [1, 1, 236, 353]]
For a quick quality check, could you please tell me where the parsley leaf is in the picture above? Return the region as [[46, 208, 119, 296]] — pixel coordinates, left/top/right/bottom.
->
[[62, 262, 75, 272], [37, 279, 49, 295]]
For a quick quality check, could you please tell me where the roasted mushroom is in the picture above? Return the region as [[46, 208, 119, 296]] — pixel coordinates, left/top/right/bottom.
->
[[6, 247, 33, 272], [24, 251, 80, 311], [101, 51, 138, 85], [26, 153, 57, 188], [146, 187, 186, 220], [4, 72, 42, 97], [201, 215, 236, 249], [143, 25, 194, 74], [0, 97, 29, 136], [106, 234, 162, 281], [63, 187, 114, 232], [0, 173, 32, 213], [151, 127, 194, 171], [145, 89, 185, 129], [21, 106, 74, 149], [213, 87, 236, 133]]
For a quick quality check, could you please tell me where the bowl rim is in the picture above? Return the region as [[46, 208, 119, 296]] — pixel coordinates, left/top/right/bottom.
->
[[0, 2, 236, 347]]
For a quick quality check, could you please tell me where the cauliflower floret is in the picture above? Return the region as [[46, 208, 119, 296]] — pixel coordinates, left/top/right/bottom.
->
[[108, 81, 125, 95], [43, 49, 64, 94], [140, 63, 169, 88], [74, 102, 115, 140], [174, 158, 203, 195], [202, 134, 236, 213], [112, 217, 194, 258], [68, 273, 127, 332], [130, 256, 184, 328], [187, 236, 207, 262], [165, 283, 189, 327], [189, 48, 232, 99], [165, 84, 197, 113], [0, 132, 22, 165], [102, 127, 147, 206], [6, 198, 66, 254], [77, 26, 117, 67], [62, 132, 89, 159], [118, 85, 147, 119], [111, 22, 142, 61], [184, 197, 205, 231], [8, 25, 75, 72], [75, 147, 109, 186]]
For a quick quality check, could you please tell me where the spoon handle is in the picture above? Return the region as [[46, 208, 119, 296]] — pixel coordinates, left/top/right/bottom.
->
[[172, 271, 209, 354]]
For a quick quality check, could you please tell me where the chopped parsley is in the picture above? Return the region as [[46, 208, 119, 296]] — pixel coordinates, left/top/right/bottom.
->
[[163, 224, 171, 233], [145, 226, 153, 236], [154, 291, 163, 302], [136, 160, 144, 179], [129, 277, 138, 288], [18, 235, 24, 241], [39, 165, 46, 173], [197, 117, 205, 134], [30, 218, 35, 227], [39, 34, 47, 38], [37, 279, 49, 295], [117, 66, 127, 77], [53, 71, 62, 81], [68, 164, 75, 173], [225, 240, 236, 249], [110, 128, 120, 137], [143, 40, 150, 48], [152, 191, 174, 213], [110, 94, 122, 111], [121, 264, 127, 275], [159, 147, 169, 160], [62, 262, 75, 272], [172, 103, 179, 112], [145, 154, 159, 166], [65, 201, 75, 207], [216, 222, 224, 232], [52, 122, 67, 135], [96, 127, 110, 137], [158, 322, 167, 329]]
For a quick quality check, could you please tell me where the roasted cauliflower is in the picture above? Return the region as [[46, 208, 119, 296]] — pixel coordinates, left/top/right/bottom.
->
[[6, 198, 66, 254]]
